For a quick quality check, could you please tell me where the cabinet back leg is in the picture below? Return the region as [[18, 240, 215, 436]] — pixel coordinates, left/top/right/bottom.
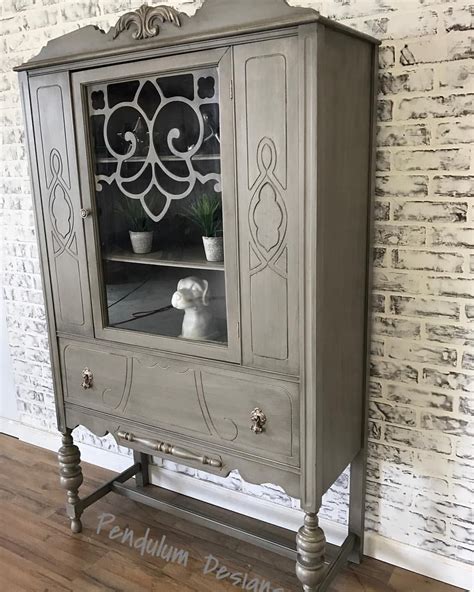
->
[[296, 513, 326, 591], [349, 448, 366, 564], [58, 429, 84, 533], [133, 450, 150, 487]]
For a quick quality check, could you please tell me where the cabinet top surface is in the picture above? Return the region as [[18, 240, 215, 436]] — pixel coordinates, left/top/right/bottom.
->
[[15, 0, 378, 72]]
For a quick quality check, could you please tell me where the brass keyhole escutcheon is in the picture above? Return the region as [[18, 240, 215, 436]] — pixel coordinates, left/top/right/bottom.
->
[[250, 407, 267, 434], [81, 368, 93, 389]]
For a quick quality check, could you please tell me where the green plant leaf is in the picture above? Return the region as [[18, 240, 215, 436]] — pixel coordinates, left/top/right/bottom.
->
[[114, 196, 154, 232], [182, 194, 222, 237]]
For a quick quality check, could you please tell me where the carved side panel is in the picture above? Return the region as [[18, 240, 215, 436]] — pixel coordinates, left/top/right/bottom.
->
[[234, 38, 300, 375], [29, 73, 92, 335]]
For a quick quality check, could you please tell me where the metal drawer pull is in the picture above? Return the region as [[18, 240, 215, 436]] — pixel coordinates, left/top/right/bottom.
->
[[80, 208, 91, 219], [117, 431, 222, 468], [81, 367, 93, 389], [250, 408, 267, 434]]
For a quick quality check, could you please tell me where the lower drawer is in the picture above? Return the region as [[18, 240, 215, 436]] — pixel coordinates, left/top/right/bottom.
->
[[60, 339, 299, 466], [65, 404, 301, 498]]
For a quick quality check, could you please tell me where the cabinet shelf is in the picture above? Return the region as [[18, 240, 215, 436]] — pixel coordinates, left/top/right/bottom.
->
[[95, 154, 220, 164], [103, 246, 225, 272]]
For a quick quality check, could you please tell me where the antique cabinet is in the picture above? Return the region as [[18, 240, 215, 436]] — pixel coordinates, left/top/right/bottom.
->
[[16, 1, 378, 589]]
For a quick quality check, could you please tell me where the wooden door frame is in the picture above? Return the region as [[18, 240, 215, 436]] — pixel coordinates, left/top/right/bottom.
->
[[71, 47, 241, 364]]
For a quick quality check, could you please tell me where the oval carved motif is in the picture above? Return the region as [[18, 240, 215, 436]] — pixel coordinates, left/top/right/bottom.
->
[[48, 148, 76, 258], [248, 138, 288, 277]]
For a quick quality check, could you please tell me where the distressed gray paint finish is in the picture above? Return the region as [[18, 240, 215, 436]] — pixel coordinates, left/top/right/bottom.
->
[[60, 339, 299, 467], [317, 29, 373, 496], [65, 405, 301, 500], [234, 37, 300, 375], [14, 0, 377, 73], [18, 71, 67, 431], [17, 1, 377, 589], [29, 73, 93, 336], [16, 0, 321, 72]]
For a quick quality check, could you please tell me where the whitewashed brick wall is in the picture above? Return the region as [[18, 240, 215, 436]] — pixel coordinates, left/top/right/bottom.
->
[[0, 0, 472, 567]]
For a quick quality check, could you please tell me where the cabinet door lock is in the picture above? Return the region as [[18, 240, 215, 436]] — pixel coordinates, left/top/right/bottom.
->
[[250, 408, 267, 434], [81, 368, 93, 389]]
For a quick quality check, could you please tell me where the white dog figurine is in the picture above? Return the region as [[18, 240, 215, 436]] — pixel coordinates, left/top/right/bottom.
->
[[171, 276, 216, 340]]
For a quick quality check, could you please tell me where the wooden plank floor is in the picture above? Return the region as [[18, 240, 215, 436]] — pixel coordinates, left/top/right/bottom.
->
[[0, 434, 465, 592]]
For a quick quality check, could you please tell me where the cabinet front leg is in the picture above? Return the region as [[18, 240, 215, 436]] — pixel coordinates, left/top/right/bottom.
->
[[296, 513, 326, 591], [58, 429, 84, 534]]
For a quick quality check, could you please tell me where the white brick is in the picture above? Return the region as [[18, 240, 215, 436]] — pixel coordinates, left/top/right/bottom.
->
[[387, 340, 457, 367], [459, 392, 474, 412], [390, 296, 460, 320], [373, 316, 421, 339], [442, 6, 474, 33], [374, 225, 426, 246], [392, 249, 464, 273], [430, 228, 474, 248], [396, 32, 473, 65], [426, 323, 474, 346], [379, 69, 434, 95], [379, 45, 395, 69], [369, 401, 417, 426], [426, 277, 474, 300], [394, 201, 468, 223], [387, 384, 454, 412], [422, 369, 474, 393], [385, 425, 452, 455], [345, 11, 438, 40], [398, 94, 474, 120], [393, 148, 471, 171], [438, 61, 474, 92], [370, 359, 419, 383], [377, 99, 393, 121], [432, 175, 474, 198], [376, 174, 428, 196], [435, 119, 474, 145], [60, 1, 100, 22]]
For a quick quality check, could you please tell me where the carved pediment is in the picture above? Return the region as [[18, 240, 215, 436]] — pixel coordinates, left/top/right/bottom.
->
[[15, 0, 320, 71], [113, 4, 181, 40]]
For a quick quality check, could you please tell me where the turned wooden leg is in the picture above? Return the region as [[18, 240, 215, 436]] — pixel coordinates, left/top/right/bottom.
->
[[296, 513, 327, 591], [58, 429, 84, 534]]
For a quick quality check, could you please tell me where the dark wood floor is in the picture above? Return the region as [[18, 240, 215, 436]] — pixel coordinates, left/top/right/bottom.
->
[[0, 434, 464, 592]]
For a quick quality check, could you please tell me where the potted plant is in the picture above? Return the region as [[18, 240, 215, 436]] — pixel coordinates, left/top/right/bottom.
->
[[114, 197, 154, 254], [184, 195, 223, 262]]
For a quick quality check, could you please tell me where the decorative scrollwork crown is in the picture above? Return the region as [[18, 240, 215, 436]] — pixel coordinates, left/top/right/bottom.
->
[[113, 4, 181, 40]]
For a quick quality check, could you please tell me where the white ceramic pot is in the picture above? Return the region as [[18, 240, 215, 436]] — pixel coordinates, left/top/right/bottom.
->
[[202, 236, 224, 262], [129, 230, 153, 254]]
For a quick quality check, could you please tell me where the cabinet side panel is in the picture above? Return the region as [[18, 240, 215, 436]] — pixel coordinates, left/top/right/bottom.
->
[[29, 72, 93, 336], [19, 72, 66, 430], [317, 29, 374, 493], [234, 37, 300, 375]]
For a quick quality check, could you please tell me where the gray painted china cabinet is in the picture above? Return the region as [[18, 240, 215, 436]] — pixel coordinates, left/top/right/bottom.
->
[[16, 1, 378, 589]]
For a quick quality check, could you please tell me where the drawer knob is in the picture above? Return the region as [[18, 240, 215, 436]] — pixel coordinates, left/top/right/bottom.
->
[[80, 208, 91, 219], [250, 407, 267, 434], [81, 367, 93, 389]]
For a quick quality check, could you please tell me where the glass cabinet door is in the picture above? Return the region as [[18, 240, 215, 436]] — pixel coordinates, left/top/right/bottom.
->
[[74, 50, 239, 361]]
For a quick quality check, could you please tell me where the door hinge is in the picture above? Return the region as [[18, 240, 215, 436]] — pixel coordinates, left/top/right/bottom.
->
[[230, 79, 234, 100]]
